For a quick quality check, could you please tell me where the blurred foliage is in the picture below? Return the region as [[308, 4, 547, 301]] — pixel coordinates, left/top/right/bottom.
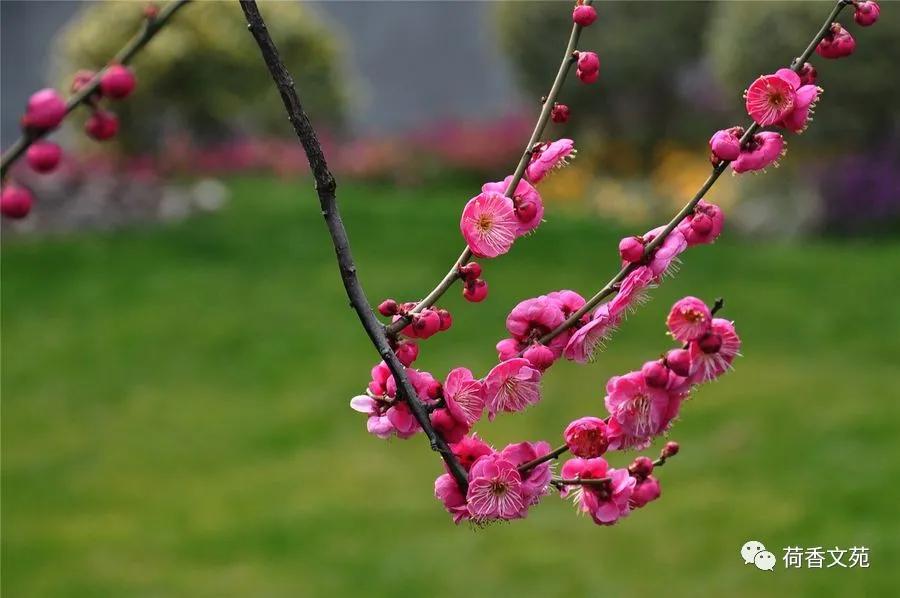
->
[[53, 0, 347, 152], [707, 0, 900, 147], [496, 1, 721, 172]]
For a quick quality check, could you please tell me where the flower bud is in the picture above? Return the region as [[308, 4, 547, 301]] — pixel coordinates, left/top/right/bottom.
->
[[459, 261, 482, 281], [523, 343, 555, 371], [576, 51, 600, 75], [26, 141, 62, 173], [709, 127, 743, 163], [412, 309, 442, 338], [436, 308, 453, 331], [577, 69, 599, 84], [395, 341, 419, 366], [550, 102, 570, 123], [22, 89, 66, 131], [618, 236, 645, 263], [697, 332, 723, 354], [641, 360, 670, 388], [1, 185, 34, 219], [144, 3, 160, 19], [564, 416, 609, 458], [496, 338, 521, 361], [854, 1, 880, 27], [572, 5, 597, 27], [100, 64, 136, 100], [797, 62, 817, 86], [628, 456, 654, 479], [630, 476, 661, 508], [85, 110, 119, 141], [662, 441, 680, 458], [463, 278, 488, 302], [378, 299, 399, 316], [816, 23, 855, 59], [665, 348, 692, 377]]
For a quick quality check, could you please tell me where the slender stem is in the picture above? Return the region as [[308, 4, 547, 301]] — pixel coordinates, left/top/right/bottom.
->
[[385, 1, 593, 337], [238, 0, 469, 491], [0, 0, 191, 179], [550, 454, 671, 488], [518, 443, 569, 473], [537, 0, 848, 347]]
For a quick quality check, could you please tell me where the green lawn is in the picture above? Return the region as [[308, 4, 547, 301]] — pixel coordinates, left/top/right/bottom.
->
[[3, 177, 899, 597]]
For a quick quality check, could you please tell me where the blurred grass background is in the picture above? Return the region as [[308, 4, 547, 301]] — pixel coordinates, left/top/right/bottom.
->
[[3, 177, 899, 596]]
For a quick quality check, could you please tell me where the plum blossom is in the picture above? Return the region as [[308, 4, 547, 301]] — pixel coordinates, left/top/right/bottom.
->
[[816, 23, 856, 59], [678, 200, 725, 246], [564, 417, 610, 458], [450, 434, 494, 472], [563, 303, 618, 363], [688, 318, 742, 382], [435, 473, 469, 523], [639, 226, 688, 279], [609, 266, 655, 317], [443, 367, 486, 425], [500, 441, 553, 506], [482, 176, 544, 236], [460, 191, 518, 258], [629, 475, 662, 509], [525, 139, 575, 184], [744, 73, 797, 127], [351, 363, 442, 439], [604, 371, 682, 450], [559, 457, 608, 500], [560, 458, 634, 525], [709, 126, 743, 162], [731, 131, 785, 174], [484, 358, 542, 419], [666, 296, 713, 343], [466, 453, 526, 521]]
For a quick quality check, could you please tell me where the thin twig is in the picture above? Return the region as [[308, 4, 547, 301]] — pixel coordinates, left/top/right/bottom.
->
[[537, 0, 849, 347], [0, 0, 192, 179], [238, 0, 469, 491], [384, 1, 594, 337]]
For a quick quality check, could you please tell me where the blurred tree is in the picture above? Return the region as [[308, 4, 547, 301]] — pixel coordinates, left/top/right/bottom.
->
[[496, 1, 720, 173], [53, 0, 347, 152], [707, 1, 900, 148]]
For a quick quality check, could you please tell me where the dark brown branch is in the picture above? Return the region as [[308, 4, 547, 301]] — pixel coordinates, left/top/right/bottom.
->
[[0, 0, 192, 178], [237, 0, 469, 491]]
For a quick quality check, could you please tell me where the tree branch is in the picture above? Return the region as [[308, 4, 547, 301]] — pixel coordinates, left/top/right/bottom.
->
[[0, 0, 192, 179], [237, 0, 469, 491], [384, 0, 594, 337]]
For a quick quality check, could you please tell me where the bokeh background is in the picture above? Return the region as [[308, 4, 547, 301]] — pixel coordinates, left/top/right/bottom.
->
[[2, 1, 899, 596]]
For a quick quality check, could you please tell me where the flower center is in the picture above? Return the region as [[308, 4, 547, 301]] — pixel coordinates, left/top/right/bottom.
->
[[476, 213, 494, 233], [489, 480, 509, 497], [629, 394, 653, 436]]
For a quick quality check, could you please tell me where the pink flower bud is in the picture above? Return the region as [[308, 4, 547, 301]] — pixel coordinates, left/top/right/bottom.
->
[[377, 299, 399, 316], [514, 195, 539, 225], [550, 102, 570, 123], [628, 456, 654, 479], [577, 69, 599, 84], [430, 408, 469, 444], [100, 64, 137, 100], [496, 338, 521, 361], [797, 62, 817, 86], [23, 89, 66, 130], [630, 475, 661, 508], [665, 348, 692, 377], [641, 360, 670, 388], [394, 341, 419, 366], [816, 23, 855, 59], [854, 1, 880, 27], [576, 51, 600, 75], [572, 5, 597, 27], [459, 261, 482, 281], [463, 278, 488, 302], [71, 70, 96, 94], [26, 141, 62, 173], [1, 185, 34, 219], [697, 332, 723, 354], [564, 416, 609, 458], [437, 308, 453, 331], [85, 110, 119, 141], [523, 343, 555, 371], [618, 235, 645, 263], [144, 3, 160, 19], [412, 310, 442, 339], [709, 127, 743, 163], [662, 441, 680, 458]]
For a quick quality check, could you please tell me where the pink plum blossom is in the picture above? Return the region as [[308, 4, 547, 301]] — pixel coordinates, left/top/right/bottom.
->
[[854, 1, 880, 27], [430, 407, 470, 444], [678, 200, 725, 246], [770, 68, 822, 133], [666, 296, 713, 343], [460, 191, 518, 258], [466, 453, 526, 521], [484, 358, 542, 419], [745, 73, 797, 127], [688, 317, 742, 381], [609, 266, 655, 317], [522, 343, 556, 371], [583, 468, 635, 525], [435, 473, 469, 524], [500, 441, 553, 506], [563, 303, 618, 363], [443, 367, 486, 425], [482, 176, 544, 236], [451, 434, 494, 472], [709, 126, 743, 162], [564, 417, 610, 458], [525, 139, 575, 184], [639, 226, 688, 278], [816, 23, 856, 59], [559, 457, 608, 500], [629, 475, 662, 509], [731, 131, 785, 174], [604, 371, 681, 450]]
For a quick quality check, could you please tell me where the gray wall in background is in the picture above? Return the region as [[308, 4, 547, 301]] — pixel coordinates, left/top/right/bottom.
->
[[1, 1, 522, 147]]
